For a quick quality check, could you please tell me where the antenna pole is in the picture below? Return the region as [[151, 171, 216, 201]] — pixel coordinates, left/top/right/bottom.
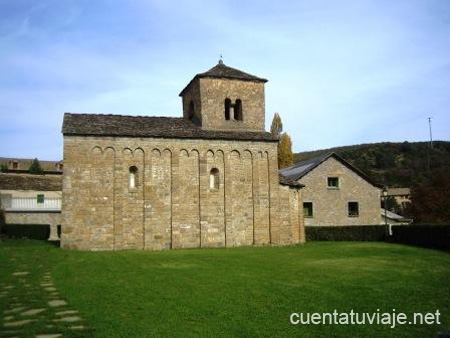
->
[[428, 117, 433, 149], [427, 117, 433, 171]]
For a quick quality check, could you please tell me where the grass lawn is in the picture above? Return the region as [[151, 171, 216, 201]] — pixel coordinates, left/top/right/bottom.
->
[[0, 240, 449, 337]]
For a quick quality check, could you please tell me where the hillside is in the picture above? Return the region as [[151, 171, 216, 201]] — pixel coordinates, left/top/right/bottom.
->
[[294, 141, 450, 188]]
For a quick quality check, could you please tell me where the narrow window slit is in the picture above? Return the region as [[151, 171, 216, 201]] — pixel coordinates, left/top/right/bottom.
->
[[129, 166, 138, 188]]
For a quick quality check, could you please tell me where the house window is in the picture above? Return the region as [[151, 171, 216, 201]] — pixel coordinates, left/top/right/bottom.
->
[[224, 98, 231, 120], [327, 177, 339, 188], [12, 161, 18, 169], [348, 202, 359, 216], [209, 168, 220, 190], [303, 202, 313, 217], [37, 194, 45, 204], [129, 166, 138, 189]]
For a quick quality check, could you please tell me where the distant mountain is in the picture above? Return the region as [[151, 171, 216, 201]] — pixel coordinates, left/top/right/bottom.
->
[[294, 141, 450, 188]]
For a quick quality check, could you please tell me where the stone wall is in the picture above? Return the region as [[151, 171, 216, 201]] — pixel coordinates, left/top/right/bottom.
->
[[181, 78, 202, 124], [182, 78, 265, 132], [62, 135, 304, 251], [299, 157, 381, 226]]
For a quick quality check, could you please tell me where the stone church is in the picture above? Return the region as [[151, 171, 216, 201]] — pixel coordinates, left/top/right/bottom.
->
[[61, 61, 305, 251]]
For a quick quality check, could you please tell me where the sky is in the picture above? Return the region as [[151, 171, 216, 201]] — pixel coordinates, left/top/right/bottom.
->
[[0, 0, 449, 161]]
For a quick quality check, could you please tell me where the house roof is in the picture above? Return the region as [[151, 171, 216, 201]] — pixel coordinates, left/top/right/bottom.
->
[[0, 157, 63, 173], [62, 113, 277, 142], [179, 61, 268, 96], [381, 208, 412, 222], [0, 173, 62, 191], [278, 173, 305, 188], [279, 152, 383, 188], [387, 187, 411, 196]]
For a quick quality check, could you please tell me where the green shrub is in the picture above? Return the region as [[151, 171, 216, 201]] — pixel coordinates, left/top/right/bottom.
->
[[391, 224, 450, 248], [0, 204, 5, 235], [3, 224, 50, 240], [306, 225, 386, 241]]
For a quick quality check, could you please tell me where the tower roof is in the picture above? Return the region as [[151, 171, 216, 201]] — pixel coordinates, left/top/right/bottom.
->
[[179, 61, 268, 96]]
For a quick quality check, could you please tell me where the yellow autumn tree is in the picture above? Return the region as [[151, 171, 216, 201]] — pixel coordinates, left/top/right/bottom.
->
[[270, 113, 294, 169], [278, 132, 294, 169]]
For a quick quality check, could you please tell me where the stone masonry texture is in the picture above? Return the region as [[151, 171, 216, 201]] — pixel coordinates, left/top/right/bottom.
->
[[299, 157, 381, 226], [61, 137, 304, 250], [182, 78, 265, 132]]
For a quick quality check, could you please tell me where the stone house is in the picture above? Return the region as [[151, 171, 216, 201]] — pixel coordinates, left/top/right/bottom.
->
[[61, 61, 305, 251], [0, 173, 62, 240], [386, 187, 411, 211], [0, 157, 63, 173], [280, 153, 383, 226]]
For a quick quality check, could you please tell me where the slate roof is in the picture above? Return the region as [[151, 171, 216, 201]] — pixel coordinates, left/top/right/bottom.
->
[[62, 113, 277, 142], [179, 61, 268, 96], [278, 173, 305, 188], [279, 152, 383, 188], [0, 173, 62, 191]]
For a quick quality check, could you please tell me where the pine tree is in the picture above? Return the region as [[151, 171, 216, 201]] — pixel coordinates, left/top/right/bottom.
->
[[278, 132, 294, 169], [270, 113, 283, 138], [29, 158, 44, 174]]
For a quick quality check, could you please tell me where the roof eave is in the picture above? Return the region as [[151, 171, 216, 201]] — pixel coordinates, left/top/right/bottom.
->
[[179, 74, 268, 97], [62, 132, 279, 143], [281, 152, 383, 189], [331, 153, 384, 188], [279, 182, 305, 188], [179, 75, 200, 97]]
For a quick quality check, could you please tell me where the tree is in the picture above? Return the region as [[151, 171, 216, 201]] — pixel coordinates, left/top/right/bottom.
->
[[271, 113, 294, 169], [278, 132, 294, 169], [29, 158, 44, 174], [270, 113, 283, 138], [381, 196, 401, 214], [405, 169, 450, 224], [0, 164, 7, 172], [0, 200, 5, 235]]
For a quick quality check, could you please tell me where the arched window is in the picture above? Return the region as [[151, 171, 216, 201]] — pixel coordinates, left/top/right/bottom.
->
[[188, 100, 195, 120], [224, 98, 231, 120], [234, 99, 242, 120], [209, 168, 220, 190], [129, 166, 138, 188]]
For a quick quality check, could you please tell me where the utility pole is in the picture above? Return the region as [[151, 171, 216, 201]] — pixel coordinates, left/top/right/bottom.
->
[[428, 117, 433, 150], [427, 117, 433, 171]]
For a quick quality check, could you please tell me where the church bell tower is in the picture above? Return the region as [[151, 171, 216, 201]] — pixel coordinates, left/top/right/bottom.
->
[[179, 60, 268, 132]]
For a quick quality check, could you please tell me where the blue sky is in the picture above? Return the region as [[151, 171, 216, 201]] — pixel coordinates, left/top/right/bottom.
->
[[0, 0, 449, 160]]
